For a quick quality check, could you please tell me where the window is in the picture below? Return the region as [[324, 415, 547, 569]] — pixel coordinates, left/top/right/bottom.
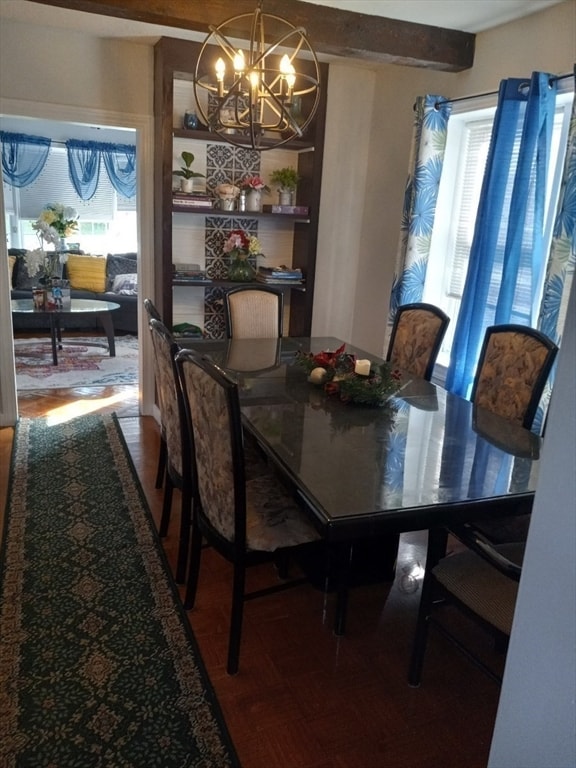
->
[[423, 90, 574, 377], [3, 145, 137, 255]]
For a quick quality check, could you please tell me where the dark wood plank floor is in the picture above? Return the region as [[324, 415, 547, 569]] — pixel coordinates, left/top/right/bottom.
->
[[1, 384, 502, 768]]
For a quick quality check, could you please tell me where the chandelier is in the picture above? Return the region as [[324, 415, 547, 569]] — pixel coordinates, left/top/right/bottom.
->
[[193, 2, 321, 150]]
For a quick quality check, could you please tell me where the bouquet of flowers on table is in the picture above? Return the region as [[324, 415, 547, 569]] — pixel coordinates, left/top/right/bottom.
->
[[32, 203, 79, 247], [296, 343, 402, 406]]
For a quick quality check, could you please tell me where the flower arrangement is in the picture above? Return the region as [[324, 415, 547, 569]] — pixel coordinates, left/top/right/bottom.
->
[[240, 174, 270, 193], [215, 183, 240, 201], [24, 249, 63, 285], [296, 343, 402, 406], [223, 230, 262, 261], [32, 203, 79, 247]]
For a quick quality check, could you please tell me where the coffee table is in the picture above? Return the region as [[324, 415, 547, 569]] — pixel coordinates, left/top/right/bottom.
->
[[11, 298, 120, 365]]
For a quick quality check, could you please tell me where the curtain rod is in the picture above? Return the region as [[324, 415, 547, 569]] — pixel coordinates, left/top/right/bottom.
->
[[432, 71, 574, 110]]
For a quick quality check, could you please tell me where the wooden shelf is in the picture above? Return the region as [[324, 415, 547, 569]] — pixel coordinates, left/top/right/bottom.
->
[[173, 127, 315, 152], [172, 206, 311, 222], [172, 279, 306, 291]]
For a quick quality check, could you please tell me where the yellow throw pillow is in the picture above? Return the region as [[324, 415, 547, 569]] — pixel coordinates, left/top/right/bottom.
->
[[66, 255, 107, 292], [8, 255, 16, 285]]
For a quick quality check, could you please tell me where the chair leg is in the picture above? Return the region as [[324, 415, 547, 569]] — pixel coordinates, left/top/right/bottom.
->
[[175, 485, 192, 584], [159, 474, 173, 538], [184, 518, 203, 610], [227, 560, 247, 675], [408, 570, 434, 687], [408, 527, 448, 687], [155, 436, 167, 489]]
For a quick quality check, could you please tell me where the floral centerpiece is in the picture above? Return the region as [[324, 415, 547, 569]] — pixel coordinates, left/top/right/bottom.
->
[[24, 249, 63, 286], [32, 203, 79, 249], [223, 229, 262, 282], [296, 343, 402, 406]]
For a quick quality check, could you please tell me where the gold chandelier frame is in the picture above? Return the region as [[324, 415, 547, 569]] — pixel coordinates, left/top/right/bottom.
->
[[193, 3, 321, 150]]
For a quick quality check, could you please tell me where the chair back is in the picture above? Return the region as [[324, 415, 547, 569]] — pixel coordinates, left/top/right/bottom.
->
[[386, 303, 450, 380], [470, 324, 558, 430], [148, 318, 186, 478], [144, 297, 163, 323], [224, 286, 283, 339], [176, 350, 246, 548]]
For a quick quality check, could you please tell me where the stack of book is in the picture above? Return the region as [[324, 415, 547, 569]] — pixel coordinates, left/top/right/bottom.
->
[[172, 191, 214, 210], [256, 266, 304, 285], [173, 263, 211, 281]]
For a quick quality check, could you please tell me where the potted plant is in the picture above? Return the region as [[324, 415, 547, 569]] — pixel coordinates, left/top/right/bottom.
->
[[173, 151, 205, 193], [270, 167, 299, 205]]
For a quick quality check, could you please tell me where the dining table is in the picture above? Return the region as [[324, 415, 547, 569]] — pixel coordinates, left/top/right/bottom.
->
[[181, 336, 541, 632]]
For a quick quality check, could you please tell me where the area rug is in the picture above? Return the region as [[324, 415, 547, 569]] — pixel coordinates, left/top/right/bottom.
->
[[14, 335, 139, 390], [0, 414, 239, 767]]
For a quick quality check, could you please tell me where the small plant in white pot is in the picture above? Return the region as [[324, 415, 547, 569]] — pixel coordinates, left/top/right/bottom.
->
[[173, 151, 205, 193], [270, 167, 299, 205]]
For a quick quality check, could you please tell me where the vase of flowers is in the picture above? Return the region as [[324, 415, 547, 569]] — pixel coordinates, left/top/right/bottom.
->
[[240, 175, 270, 212], [32, 203, 79, 253], [223, 229, 262, 282], [270, 167, 299, 206]]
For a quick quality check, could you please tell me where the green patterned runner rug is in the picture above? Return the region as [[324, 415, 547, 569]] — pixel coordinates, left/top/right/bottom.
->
[[0, 414, 239, 767]]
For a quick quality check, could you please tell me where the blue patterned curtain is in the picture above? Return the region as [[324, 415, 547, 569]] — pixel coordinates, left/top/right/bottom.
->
[[388, 95, 451, 339], [0, 132, 51, 187], [101, 142, 136, 199], [66, 140, 100, 201], [446, 72, 558, 399]]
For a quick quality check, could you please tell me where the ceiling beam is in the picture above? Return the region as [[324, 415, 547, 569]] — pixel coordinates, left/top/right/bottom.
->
[[30, 0, 475, 72]]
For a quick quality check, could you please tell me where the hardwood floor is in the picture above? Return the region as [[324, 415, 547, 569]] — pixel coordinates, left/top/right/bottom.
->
[[1, 385, 502, 768]]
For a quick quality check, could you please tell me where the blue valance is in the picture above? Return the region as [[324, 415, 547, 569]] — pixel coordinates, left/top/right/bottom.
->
[[0, 132, 136, 199], [0, 131, 51, 188], [66, 139, 136, 200]]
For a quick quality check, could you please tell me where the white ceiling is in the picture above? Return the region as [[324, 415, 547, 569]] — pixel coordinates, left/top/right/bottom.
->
[[0, 0, 566, 43]]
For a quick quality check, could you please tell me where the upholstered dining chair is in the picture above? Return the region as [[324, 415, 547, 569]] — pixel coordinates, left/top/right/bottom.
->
[[144, 298, 167, 489], [175, 348, 320, 675], [468, 324, 558, 545], [148, 318, 196, 584], [386, 303, 450, 381], [470, 324, 558, 431], [224, 285, 284, 339], [409, 523, 524, 686]]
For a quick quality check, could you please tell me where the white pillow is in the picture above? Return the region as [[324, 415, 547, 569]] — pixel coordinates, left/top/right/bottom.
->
[[111, 273, 138, 295]]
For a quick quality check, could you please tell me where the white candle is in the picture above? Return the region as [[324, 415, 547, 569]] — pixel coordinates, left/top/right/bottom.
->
[[354, 359, 371, 376]]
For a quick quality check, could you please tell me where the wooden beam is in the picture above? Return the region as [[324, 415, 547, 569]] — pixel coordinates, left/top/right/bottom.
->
[[30, 0, 475, 72]]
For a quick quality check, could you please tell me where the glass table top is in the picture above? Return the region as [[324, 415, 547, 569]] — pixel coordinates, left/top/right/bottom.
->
[[11, 298, 120, 314]]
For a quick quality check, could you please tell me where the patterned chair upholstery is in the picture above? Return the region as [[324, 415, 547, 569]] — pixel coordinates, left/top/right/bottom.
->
[[144, 298, 167, 489], [176, 349, 320, 675], [387, 303, 450, 381], [471, 324, 558, 430], [148, 318, 195, 585], [469, 324, 558, 545], [224, 286, 283, 339]]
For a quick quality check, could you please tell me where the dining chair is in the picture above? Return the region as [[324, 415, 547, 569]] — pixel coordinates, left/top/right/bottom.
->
[[175, 348, 320, 675], [224, 285, 284, 339], [144, 298, 167, 489], [408, 523, 524, 686], [470, 324, 558, 431], [148, 318, 196, 584], [469, 324, 557, 544], [386, 303, 450, 381]]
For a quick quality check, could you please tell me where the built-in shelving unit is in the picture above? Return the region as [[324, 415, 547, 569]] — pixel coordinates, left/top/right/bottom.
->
[[153, 37, 328, 337]]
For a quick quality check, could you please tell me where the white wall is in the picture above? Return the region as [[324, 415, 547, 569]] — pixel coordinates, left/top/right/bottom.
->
[[489, 278, 576, 768]]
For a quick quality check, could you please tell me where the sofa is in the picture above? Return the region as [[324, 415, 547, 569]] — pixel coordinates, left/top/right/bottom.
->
[[9, 250, 138, 334]]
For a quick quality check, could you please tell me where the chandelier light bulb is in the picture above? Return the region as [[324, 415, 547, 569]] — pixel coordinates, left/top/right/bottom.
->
[[233, 50, 245, 74]]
